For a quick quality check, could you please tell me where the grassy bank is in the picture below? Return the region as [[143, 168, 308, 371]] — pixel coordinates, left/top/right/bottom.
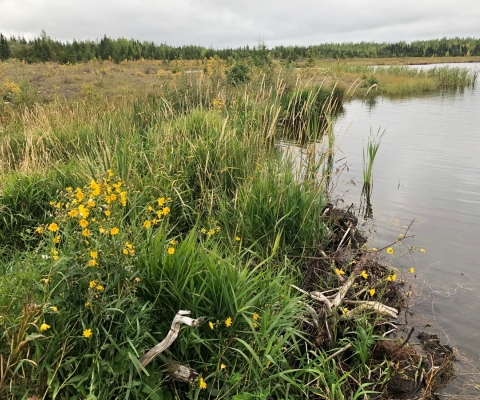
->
[[1, 56, 478, 106], [0, 61, 439, 399]]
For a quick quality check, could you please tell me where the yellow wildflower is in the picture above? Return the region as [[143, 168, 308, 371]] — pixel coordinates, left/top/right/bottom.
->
[[253, 313, 259, 321], [85, 301, 90, 307], [87, 199, 95, 207], [68, 209, 78, 217], [48, 223, 59, 232], [335, 269, 345, 275], [40, 323, 51, 332], [66, 187, 73, 192], [387, 274, 397, 282], [54, 235, 61, 244], [104, 210, 111, 217], [361, 270, 368, 279], [409, 267, 415, 274], [253, 322, 258, 328], [90, 251, 98, 259], [342, 307, 348, 315], [220, 364, 226, 370], [225, 317, 232, 327], [53, 255, 59, 261], [125, 242, 133, 249], [371, 247, 378, 252], [386, 247, 394, 255], [79, 219, 89, 228], [82, 229, 91, 237], [51, 306, 58, 312], [110, 227, 119, 235], [167, 247, 175, 255], [78, 204, 89, 218], [123, 248, 129, 255], [199, 377, 207, 390], [147, 205, 153, 211], [76, 188, 84, 201], [170, 239, 177, 245], [88, 259, 97, 267], [83, 328, 92, 338], [99, 227, 106, 234], [235, 236, 241, 241], [207, 229, 215, 236], [89, 280, 97, 288], [96, 285, 104, 292], [209, 321, 214, 330], [143, 220, 151, 229], [369, 288, 376, 297], [157, 197, 165, 206], [35, 226, 44, 234], [134, 277, 140, 283], [110, 194, 117, 201], [420, 249, 426, 253], [201, 228, 207, 234]]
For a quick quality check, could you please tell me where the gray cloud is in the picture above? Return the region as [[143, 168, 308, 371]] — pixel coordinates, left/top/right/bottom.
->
[[1, 0, 479, 47]]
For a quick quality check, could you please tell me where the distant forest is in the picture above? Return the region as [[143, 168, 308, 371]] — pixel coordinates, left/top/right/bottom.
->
[[1, 31, 479, 64]]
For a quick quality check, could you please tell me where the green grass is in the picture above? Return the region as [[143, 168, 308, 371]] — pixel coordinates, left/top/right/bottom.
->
[[0, 65, 402, 399]]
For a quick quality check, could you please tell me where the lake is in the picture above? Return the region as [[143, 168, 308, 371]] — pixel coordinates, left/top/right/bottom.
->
[[332, 63, 480, 391]]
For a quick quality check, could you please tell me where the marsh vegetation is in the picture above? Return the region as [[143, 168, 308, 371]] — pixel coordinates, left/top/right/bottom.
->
[[0, 55, 473, 398]]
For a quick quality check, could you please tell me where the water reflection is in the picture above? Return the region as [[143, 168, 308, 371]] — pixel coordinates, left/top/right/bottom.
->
[[334, 62, 480, 368]]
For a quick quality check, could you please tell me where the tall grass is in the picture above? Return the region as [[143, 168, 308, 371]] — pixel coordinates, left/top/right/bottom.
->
[[362, 127, 385, 187], [324, 63, 478, 97], [0, 68, 390, 399]]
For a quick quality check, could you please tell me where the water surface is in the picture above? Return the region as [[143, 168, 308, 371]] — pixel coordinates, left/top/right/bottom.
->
[[333, 63, 480, 374]]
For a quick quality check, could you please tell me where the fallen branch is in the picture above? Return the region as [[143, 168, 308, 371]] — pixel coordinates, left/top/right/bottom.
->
[[331, 259, 365, 308], [139, 310, 204, 368], [291, 284, 333, 311], [344, 300, 398, 319]]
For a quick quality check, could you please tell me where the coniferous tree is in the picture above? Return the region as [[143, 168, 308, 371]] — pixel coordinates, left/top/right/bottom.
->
[[0, 33, 11, 61]]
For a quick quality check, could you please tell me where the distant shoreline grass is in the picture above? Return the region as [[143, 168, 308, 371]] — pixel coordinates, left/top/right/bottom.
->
[[1, 56, 477, 106]]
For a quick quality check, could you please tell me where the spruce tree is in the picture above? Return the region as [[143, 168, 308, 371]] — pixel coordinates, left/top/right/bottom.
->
[[0, 33, 11, 61]]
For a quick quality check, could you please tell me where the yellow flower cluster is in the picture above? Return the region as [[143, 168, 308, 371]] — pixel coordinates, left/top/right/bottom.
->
[[201, 226, 221, 237], [4, 80, 22, 96], [142, 197, 172, 229], [211, 98, 224, 111], [38, 170, 140, 267]]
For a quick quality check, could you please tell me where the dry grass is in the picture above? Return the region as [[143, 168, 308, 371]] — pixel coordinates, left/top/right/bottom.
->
[[0, 58, 202, 101]]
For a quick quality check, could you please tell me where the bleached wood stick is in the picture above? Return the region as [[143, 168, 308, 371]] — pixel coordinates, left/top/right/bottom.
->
[[331, 260, 365, 308], [139, 310, 204, 367], [343, 300, 398, 319], [291, 284, 333, 311]]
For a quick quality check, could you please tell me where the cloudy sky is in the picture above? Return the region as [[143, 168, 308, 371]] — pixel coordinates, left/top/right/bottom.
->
[[1, 0, 479, 47]]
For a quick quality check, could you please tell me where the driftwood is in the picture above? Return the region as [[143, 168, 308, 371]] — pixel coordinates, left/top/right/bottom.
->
[[139, 310, 204, 368], [331, 259, 365, 308], [343, 300, 398, 319]]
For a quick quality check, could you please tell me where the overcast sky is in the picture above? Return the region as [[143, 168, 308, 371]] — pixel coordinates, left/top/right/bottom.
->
[[1, 0, 479, 48]]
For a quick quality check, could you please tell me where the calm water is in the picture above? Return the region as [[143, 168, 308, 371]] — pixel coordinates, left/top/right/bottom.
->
[[333, 63, 480, 374]]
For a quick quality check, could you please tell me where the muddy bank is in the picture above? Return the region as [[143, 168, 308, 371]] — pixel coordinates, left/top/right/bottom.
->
[[299, 202, 456, 399]]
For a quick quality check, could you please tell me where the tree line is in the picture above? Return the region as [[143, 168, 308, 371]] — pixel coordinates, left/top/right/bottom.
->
[[1, 31, 479, 64]]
